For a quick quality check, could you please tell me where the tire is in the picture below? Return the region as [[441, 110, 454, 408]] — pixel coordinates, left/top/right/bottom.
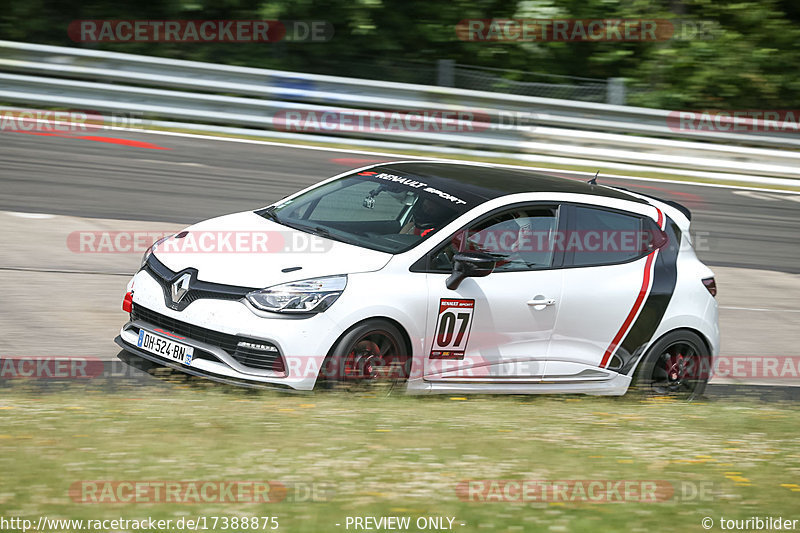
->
[[631, 330, 711, 400], [318, 319, 410, 391]]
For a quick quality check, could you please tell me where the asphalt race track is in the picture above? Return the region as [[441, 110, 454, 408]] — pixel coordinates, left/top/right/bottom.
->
[[1, 128, 799, 398], [1, 129, 799, 273]]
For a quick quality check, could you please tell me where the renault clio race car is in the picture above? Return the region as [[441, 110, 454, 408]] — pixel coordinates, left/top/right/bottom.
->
[[116, 161, 719, 397]]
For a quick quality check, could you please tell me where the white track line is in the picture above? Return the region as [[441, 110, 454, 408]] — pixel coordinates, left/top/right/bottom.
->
[[720, 306, 800, 313], [6, 113, 800, 194], [117, 127, 800, 194]]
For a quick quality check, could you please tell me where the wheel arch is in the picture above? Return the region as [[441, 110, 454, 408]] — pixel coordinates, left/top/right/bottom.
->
[[630, 326, 713, 379], [316, 315, 415, 383]]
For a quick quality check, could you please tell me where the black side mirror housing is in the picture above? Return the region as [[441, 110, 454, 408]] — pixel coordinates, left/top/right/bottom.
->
[[446, 252, 496, 290]]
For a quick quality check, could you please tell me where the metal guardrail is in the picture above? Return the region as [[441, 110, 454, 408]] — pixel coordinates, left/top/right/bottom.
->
[[1, 40, 799, 181]]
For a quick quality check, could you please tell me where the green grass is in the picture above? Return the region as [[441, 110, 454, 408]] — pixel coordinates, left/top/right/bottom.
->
[[1, 383, 799, 532]]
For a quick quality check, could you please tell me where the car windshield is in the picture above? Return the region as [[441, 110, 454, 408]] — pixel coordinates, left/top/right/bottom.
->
[[259, 170, 475, 253]]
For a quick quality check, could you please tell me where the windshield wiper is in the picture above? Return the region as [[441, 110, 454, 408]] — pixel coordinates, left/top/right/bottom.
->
[[309, 225, 332, 238], [260, 206, 281, 224], [285, 222, 354, 245]]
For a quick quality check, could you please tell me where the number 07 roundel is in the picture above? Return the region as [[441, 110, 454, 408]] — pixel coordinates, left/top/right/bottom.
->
[[430, 299, 475, 360]]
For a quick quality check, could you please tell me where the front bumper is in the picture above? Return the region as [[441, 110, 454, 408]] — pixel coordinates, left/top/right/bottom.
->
[[115, 336, 297, 391], [119, 269, 343, 390]]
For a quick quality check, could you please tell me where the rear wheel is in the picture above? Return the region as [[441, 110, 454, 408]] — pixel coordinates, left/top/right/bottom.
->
[[632, 330, 710, 400], [319, 320, 410, 391]]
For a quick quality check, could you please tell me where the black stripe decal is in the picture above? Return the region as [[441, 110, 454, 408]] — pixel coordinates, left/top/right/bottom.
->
[[615, 220, 681, 374]]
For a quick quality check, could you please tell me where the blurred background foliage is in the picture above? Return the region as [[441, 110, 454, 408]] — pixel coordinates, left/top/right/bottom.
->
[[1, 0, 798, 109]]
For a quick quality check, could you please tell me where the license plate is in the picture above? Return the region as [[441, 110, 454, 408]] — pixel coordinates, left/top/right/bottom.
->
[[137, 329, 194, 366]]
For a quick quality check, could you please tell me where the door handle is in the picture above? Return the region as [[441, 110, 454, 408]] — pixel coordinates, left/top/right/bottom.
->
[[527, 297, 556, 307]]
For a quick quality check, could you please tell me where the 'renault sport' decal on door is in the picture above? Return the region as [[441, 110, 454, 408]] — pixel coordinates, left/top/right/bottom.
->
[[430, 299, 475, 360]]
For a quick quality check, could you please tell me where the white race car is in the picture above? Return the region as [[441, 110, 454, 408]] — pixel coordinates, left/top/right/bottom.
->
[[117, 161, 719, 398]]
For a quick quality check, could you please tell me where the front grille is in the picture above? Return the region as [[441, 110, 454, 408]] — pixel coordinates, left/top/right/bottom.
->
[[180, 289, 243, 306], [131, 304, 285, 373], [232, 345, 284, 371], [143, 255, 255, 311]]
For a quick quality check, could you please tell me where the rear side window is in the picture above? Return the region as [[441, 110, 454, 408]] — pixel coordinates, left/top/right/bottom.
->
[[569, 206, 645, 267]]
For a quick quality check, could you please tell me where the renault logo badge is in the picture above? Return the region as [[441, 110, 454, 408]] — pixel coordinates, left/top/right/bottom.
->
[[170, 272, 192, 303]]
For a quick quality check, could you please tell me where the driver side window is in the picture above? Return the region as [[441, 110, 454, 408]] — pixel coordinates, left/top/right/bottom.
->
[[431, 206, 559, 272]]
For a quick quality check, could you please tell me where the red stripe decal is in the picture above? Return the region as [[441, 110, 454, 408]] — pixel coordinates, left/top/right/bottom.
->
[[599, 208, 664, 368], [154, 328, 186, 340], [8, 130, 170, 150], [600, 251, 656, 368], [76, 135, 171, 150]]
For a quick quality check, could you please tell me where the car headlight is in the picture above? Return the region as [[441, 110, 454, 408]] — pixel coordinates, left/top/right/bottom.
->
[[141, 235, 172, 268], [246, 275, 347, 314]]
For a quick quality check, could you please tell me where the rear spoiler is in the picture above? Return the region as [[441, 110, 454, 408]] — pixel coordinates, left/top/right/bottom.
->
[[607, 186, 692, 221], [663, 199, 691, 221]]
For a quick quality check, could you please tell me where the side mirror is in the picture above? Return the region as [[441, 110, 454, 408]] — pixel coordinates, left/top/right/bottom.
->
[[446, 252, 496, 290]]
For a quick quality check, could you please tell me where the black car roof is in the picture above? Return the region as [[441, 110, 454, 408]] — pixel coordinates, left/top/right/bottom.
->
[[377, 162, 646, 204]]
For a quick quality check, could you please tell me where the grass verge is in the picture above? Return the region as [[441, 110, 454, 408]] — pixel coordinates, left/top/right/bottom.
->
[[1, 382, 799, 532]]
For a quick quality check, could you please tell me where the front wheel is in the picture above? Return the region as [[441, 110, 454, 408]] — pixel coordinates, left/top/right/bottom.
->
[[631, 330, 711, 400], [318, 320, 410, 391]]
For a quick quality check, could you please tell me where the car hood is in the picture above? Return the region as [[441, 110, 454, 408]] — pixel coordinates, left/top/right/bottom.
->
[[152, 211, 393, 288]]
